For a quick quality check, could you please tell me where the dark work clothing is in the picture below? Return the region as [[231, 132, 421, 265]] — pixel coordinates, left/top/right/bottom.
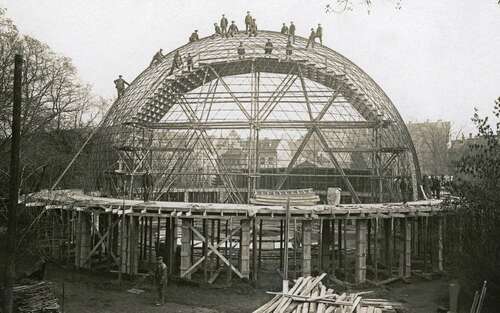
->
[[143, 172, 154, 202], [249, 21, 257, 37], [237, 46, 245, 58], [306, 30, 316, 48], [189, 32, 199, 42], [220, 17, 228, 33], [316, 26, 323, 44], [154, 262, 168, 304], [264, 42, 273, 54], [281, 25, 289, 35], [228, 23, 238, 37], [289, 24, 296, 43], [286, 43, 293, 56], [150, 51, 164, 67], [245, 14, 253, 33], [214, 25, 222, 36], [114, 78, 129, 98], [186, 55, 193, 71], [169, 52, 182, 75]]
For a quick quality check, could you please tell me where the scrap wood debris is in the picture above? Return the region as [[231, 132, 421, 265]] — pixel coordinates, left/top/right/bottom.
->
[[13, 280, 60, 313], [253, 273, 403, 313]]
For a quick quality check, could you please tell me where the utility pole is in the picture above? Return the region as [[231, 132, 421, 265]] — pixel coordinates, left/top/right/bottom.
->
[[3, 54, 23, 313]]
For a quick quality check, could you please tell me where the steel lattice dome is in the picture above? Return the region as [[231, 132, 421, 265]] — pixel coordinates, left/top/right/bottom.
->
[[89, 30, 420, 204]]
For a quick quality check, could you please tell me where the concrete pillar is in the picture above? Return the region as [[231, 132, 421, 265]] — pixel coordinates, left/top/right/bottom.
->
[[355, 219, 368, 284], [302, 220, 312, 276], [240, 219, 250, 279], [180, 218, 192, 279]]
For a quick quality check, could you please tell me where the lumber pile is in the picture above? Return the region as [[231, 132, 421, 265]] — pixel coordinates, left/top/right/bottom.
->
[[13, 281, 60, 313], [251, 189, 320, 206], [254, 274, 402, 313]]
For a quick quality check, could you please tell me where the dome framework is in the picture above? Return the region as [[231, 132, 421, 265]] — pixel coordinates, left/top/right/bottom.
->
[[91, 31, 420, 204]]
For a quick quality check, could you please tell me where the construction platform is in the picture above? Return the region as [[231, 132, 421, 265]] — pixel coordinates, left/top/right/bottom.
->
[[26, 190, 446, 287]]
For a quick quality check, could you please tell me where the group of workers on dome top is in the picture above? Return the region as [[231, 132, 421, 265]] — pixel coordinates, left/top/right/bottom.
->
[[114, 13, 325, 98]]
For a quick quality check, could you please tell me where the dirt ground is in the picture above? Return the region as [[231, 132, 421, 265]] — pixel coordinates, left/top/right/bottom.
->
[[45, 264, 448, 313]]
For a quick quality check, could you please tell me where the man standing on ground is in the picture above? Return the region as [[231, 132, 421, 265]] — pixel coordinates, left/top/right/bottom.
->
[[306, 28, 316, 49], [316, 23, 323, 45], [114, 75, 129, 98], [143, 169, 154, 202], [280, 23, 288, 35], [289, 21, 296, 44], [220, 14, 228, 36], [154, 256, 168, 306], [245, 11, 253, 34]]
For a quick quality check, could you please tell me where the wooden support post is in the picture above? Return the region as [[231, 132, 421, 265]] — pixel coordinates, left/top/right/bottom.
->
[[320, 219, 330, 272], [184, 191, 189, 203], [384, 218, 393, 277], [79, 212, 91, 269], [302, 219, 312, 277], [330, 220, 335, 275], [337, 220, 342, 270], [128, 216, 140, 276], [240, 219, 251, 279], [180, 218, 193, 279], [355, 219, 367, 284], [438, 216, 444, 272], [252, 218, 258, 281], [279, 220, 284, 269], [74, 212, 82, 268], [404, 218, 412, 278], [374, 218, 379, 281], [258, 219, 263, 273], [120, 216, 129, 274], [203, 219, 208, 282]]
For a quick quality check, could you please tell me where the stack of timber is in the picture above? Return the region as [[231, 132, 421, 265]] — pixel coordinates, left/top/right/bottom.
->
[[254, 274, 402, 313], [13, 281, 60, 313], [251, 189, 320, 206]]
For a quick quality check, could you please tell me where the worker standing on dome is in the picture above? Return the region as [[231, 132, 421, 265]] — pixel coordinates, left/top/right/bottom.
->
[[306, 28, 316, 49], [149, 49, 164, 67], [169, 50, 182, 75], [289, 21, 296, 44], [280, 23, 289, 35], [228, 21, 238, 37], [220, 14, 228, 36], [237, 41, 245, 59], [186, 53, 193, 72], [245, 11, 253, 34], [114, 75, 129, 98], [214, 23, 222, 37], [316, 23, 323, 45], [264, 39, 273, 55], [189, 30, 199, 42], [249, 18, 258, 37], [286, 40, 293, 59]]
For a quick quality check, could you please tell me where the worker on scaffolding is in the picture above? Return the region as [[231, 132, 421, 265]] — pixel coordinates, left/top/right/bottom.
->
[[143, 169, 154, 202], [149, 49, 165, 67], [316, 23, 323, 45], [289, 21, 296, 44], [306, 28, 316, 49], [169, 50, 182, 75], [220, 14, 229, 36], [189, 30, 200, 42], [264, 39, 273, 55], [244, 11, 253, 34], [114, 75, 130, 98], [280, 23, 289, 35], [399, 176, 411, 204], [237, 41, 246, 59], [213, 23, 222, 37], [154, 256, 168, 306], [228, 21, 239, 37], [285, 40, 293, 59], [186, 53, 193, 72], [249, 18, 258, 37]]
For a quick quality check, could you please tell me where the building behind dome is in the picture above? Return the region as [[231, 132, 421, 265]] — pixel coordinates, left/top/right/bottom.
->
[[85, 30, 420, 204]]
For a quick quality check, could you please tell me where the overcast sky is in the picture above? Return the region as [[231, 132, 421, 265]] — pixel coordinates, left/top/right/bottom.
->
[[2, 0, 500, 135]]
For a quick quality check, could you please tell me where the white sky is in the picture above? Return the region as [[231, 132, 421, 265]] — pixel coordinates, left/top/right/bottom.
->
[[3, 0, 500, 135]]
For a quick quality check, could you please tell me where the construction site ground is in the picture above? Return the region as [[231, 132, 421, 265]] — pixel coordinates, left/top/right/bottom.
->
[[44, 264, 449, 313]]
